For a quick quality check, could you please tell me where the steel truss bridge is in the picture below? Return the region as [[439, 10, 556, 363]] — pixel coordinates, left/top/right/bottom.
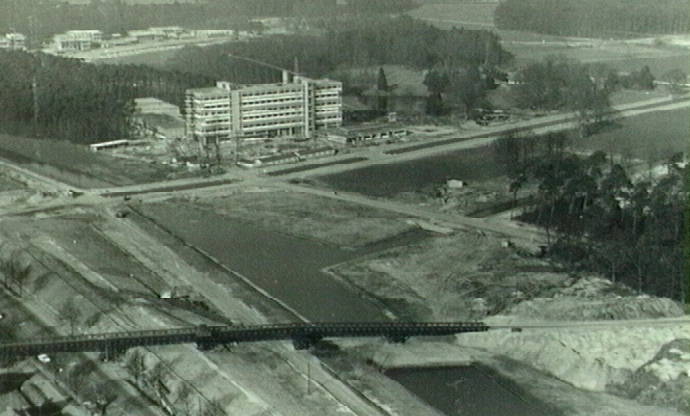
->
[[0, 322, 489, 358]]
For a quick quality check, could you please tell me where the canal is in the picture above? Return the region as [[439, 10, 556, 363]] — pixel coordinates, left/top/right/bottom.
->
[[316, 107, 689, 200], [386, 365, 562, 416], [137, 198, 563, 415], [137, 200, 405, 322]]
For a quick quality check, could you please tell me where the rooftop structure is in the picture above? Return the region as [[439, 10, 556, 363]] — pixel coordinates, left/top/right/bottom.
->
[[127, 29, 166, 42], [148, 26, 186, 38], [133, 97, 185, 139], [185, 73, 342, 146], [324, 124, 410, 145], [134, 97, 182, 118], [193, 29, 235, 38], [0, 33, 27, 50]]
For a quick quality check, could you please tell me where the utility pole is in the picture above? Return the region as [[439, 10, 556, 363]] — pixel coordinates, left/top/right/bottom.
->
[[306, 357, 312, 395], [29, 14, 40, 137], [234, 133, 240, 165], [32, 76, 39, 136]]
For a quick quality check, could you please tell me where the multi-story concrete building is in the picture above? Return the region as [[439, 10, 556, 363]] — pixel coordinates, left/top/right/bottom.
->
[[53, 30, 102, 52], [185, 73, 342, 146], [0, 33, 27, 50]]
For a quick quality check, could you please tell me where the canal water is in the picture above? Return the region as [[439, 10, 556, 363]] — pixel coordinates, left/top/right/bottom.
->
[[139, 201, 403, 322], [316, 146, 505, 198], [317, 107, 689, 200], [386, 366, 562, 416]]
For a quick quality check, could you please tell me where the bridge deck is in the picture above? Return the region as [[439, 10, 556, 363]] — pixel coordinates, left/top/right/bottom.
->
[[0, 322, 489, 357]]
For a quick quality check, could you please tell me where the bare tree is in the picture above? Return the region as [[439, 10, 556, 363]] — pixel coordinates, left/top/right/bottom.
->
[[60, 298, 81, 335], [198, 398, 225, 416], [84, 381, 118, 416], [124, 350, 146, 388], [0, 257, 31, 297], [65, 359, 97, 392], [174, 382, 195, 415], [145, 360, 168, 400]]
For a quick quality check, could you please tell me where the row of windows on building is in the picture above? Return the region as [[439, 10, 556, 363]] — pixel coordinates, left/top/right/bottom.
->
[[241, 89, 302, 97], [190, 95, 340, 107], [241, 98, 304, 106]]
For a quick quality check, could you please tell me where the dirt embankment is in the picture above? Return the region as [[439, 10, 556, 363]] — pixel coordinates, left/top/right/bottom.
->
[[0, 209, 398, 416], [329, 225, 688, 414], [329, 230, 572, 320], [612, 338, 690, 414]]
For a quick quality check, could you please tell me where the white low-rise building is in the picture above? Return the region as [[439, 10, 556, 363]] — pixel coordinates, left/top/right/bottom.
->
[[0, 33, 26, 50], [53, 30, 102, 51]]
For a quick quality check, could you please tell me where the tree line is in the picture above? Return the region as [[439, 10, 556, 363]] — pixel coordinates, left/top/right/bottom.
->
[[512, 56, 614, 135], [495, 0, 689, 37], [167, 16, 511, 120], [492, 133, 687, 303], [168, 16, 510, 83], [0, 50, 212, 143], [0, 0, 418, 47]]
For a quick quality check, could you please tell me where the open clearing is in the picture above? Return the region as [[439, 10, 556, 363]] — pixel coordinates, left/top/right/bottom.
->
[[95, 48, 181, 68], [507, 42, 690, 74], [572, 107, 689, 162], [407, 2, 497, 28], [328, 229, 567, 321], [186, 190, 416, 248], [0, 171, 25, 192], [407, 2, 690, 74]]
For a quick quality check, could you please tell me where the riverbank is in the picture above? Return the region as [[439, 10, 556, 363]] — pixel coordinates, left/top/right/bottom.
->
[[320, 335, 687, 416], [326, 225, 689, 414]]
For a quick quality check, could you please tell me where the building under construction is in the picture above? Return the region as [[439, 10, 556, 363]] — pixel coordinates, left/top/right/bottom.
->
[[184, 71, 342, 146]]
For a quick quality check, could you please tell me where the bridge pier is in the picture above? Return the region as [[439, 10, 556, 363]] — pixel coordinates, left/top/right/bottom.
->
[[292, 336, 321, 351], [195, 342, 218, 352], [384, 334, 408, 344], [100, 344, 125, 362]]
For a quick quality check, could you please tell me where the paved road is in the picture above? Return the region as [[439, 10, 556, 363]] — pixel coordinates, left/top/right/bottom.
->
[[490, 316, 690, 330], [2, 94, 688, 246]]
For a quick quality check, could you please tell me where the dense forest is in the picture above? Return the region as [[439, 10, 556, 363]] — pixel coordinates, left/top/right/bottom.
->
[[0, 0, 418, 46], [493, 133, 688, 303], [0, 50, 211, 143], [495, 0, 689, 37], [166, 17, 511, 84]]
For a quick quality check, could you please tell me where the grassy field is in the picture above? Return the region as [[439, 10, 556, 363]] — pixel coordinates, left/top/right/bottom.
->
[[506, 42, 690, 73], [608, 89, 671, 106], [408, 2, 497, 28], [198, 191, 415, 248], [94, 48, 181, 69], [408, 2, 690, 75], [0, 134, 174, 188], [572, 107, 689, 162], [0, 172, 25, 192]]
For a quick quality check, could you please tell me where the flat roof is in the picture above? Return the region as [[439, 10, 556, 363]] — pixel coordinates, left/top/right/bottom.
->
[[259, 153, 300, 163], [187, 87, 228, 96], [238, 83, 302, 92]]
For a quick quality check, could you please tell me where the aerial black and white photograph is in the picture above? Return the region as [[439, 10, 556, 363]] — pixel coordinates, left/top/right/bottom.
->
[[0, 0, 688, 415]]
